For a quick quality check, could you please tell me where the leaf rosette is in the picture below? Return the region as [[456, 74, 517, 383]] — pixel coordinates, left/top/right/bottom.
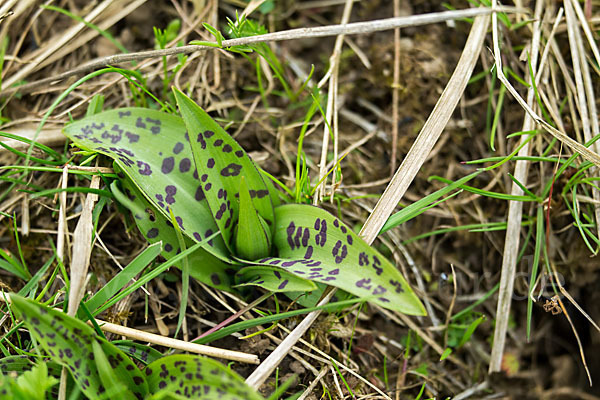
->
[[62, 88, 426, 315]]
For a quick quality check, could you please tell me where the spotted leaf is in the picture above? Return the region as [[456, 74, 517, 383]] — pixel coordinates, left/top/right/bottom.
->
[[115, 170, 238, 291], [254, 204, 426, 315], [62, 109, 230, 261], [9, 294, 148, 400], [235, 265, 317, 292], [143, 354, 264, 400], [174, 88, 276, 252]]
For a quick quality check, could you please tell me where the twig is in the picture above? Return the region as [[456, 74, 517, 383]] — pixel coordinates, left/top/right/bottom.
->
[[391, 0, 401, 175], [297, 368, 328, 400], [0, 7, 515, 96], [94, 317, 259, 364]]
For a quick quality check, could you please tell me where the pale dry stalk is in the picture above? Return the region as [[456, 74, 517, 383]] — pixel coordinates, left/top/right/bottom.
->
[[314, 0, 354, 204], [488, 0, 543, 373]]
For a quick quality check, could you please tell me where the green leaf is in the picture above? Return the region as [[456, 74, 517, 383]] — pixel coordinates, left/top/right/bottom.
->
[[144, 354, 264, 399], [62, 108, 230, 261], [0, 248, 30, 281], [0, 361, 58, 400], [0, 356, 35, 375], [84, 240, 162, 314], [257, 204, 426, 315], [457, 315, 485, 348], [114, 173, 237, 291], [440, 348, 452, 361], [9, 294, 148, 399], [235, 176, 272, 260], [173, 87, 275, 253], [235, 265, 317, 292], [113, 341, 163, 365], [92, 341, 137, 399]]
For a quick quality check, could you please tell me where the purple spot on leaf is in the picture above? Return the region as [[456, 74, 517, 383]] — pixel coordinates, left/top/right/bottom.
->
[[304, 246, 313, 259], [197, 133, 207, 149], [137, 161, 152, 175], [173, 142, 184, 154], [220, 163, 242, 177], [359, 252, 369, 266], [332, 240, 348, 264], [294, 227, 302, 249], [389, 280, 404, 293], [147, 228, 159, 238], [195, 186, 205, 201], [302, 228, 310, 247], [162, 157, 175, 174], [356, 278, 372, 290], [281, 260, 298, 267], [278, 280, 288, 290], [256, 190, 269, 198], [286, 222, 296, 249], [372, 256, 382, 275], [179, 158, 191, 173], [126, 131, 139, 143], [373, 285, 387, 295]]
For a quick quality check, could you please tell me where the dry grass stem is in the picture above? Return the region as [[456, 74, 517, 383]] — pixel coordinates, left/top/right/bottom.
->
[[391, 0, 401, 175], [0, 126, 66, 152], [489, 0, 544, 374], [564, 0, 600, 234], [314, 0, 353, 203], [0, 7, 513, 96], [55, 166, 68, 264]]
